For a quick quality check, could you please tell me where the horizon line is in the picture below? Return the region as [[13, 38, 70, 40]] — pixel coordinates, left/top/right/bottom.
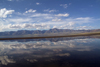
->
[[0, 32, 100, 40]]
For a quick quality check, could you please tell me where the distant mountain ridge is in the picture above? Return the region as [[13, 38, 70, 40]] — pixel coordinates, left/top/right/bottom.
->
[[0, 28, 100, 36]]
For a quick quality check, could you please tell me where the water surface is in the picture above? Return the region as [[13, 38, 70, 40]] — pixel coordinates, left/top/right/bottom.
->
[[0, 37, 100, 67]]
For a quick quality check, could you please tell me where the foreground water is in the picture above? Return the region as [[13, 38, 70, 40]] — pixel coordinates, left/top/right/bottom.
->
[[0, 37, 100, 67]]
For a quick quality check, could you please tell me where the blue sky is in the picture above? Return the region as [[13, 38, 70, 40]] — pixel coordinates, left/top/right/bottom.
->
[[0, 0, 100, 32]]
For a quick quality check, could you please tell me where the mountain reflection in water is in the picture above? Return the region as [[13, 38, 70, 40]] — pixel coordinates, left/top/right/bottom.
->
[[0, 37, 100, 67]]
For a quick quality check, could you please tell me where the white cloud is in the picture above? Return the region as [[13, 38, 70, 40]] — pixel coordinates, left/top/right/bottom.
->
[[0, 16, 95, 31], [36, 2, 40, 5], [3, 10, 14, 18], [52, 18, 61, 22], [44, 9, 58, 13], [0, 8, 97, 32], [8, 18, 32, 23], [7, 0, 13, 1], [53, 22, 75, 29], [67, 22, 75, 26], [10, 24, 22, 28], [30, 13, 51, 18], [0, 8, 14, 18], [7, 0, 23, 2], [76, 17, 91, 20], [73, 17, 92, 24], [24, 24, 50, 29], [7, 0, 20, 1], [25, 9, 36, 13], [9, 23, 50, 30], [55, 13, 69, 17], [76, 26, 93, 30], [60, 4, 68, 8]]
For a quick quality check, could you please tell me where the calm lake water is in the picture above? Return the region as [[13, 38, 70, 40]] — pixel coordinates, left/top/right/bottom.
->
[[0, 37, 100, 67]]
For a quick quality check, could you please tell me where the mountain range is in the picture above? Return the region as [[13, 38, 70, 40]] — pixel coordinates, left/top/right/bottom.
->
[[0, 28, 100, 37]]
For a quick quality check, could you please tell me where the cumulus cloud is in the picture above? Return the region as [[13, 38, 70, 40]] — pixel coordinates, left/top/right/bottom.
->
[[25, 9, 36, 13], [0, 8, 14, 18], [8, 18, 32, 23], [30, 13, 52, 18], [0, 8, 96, 32], [7, 0, 21, 1], [36, 2, 40, 5], [24, 24, 50, 29], [76, 26, 93, 30], [44, 9, 58, 13], [73, 17, 92, 23], [9, 23, 50, 30], [53, 22, 75, 29], [0, 16, 95, 31], [52, 18, 61, 22], [67, 22, 75, 26], [10, 25, 22, 28], [55, 13, 69, 17], [7, 0, 13, 1], [60, 4, 68, 8], [76, 17, 91, 20]]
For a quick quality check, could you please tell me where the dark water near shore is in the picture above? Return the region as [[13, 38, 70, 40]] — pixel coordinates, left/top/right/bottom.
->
[[0, 37, 100, 67]]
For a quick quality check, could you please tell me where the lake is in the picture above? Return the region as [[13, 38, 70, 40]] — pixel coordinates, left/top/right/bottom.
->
[[0, 36, 100, 67]]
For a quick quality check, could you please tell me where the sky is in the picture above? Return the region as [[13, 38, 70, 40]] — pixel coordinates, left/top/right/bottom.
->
[[0, 0, 100, 32]]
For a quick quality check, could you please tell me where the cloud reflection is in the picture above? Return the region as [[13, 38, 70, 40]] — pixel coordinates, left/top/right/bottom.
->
[[0, 38, 100, 65], [0, 56, 15, 65]]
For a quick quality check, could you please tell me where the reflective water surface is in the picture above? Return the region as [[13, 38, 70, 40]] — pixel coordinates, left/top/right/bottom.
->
[[0, 37, 100, 67]]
